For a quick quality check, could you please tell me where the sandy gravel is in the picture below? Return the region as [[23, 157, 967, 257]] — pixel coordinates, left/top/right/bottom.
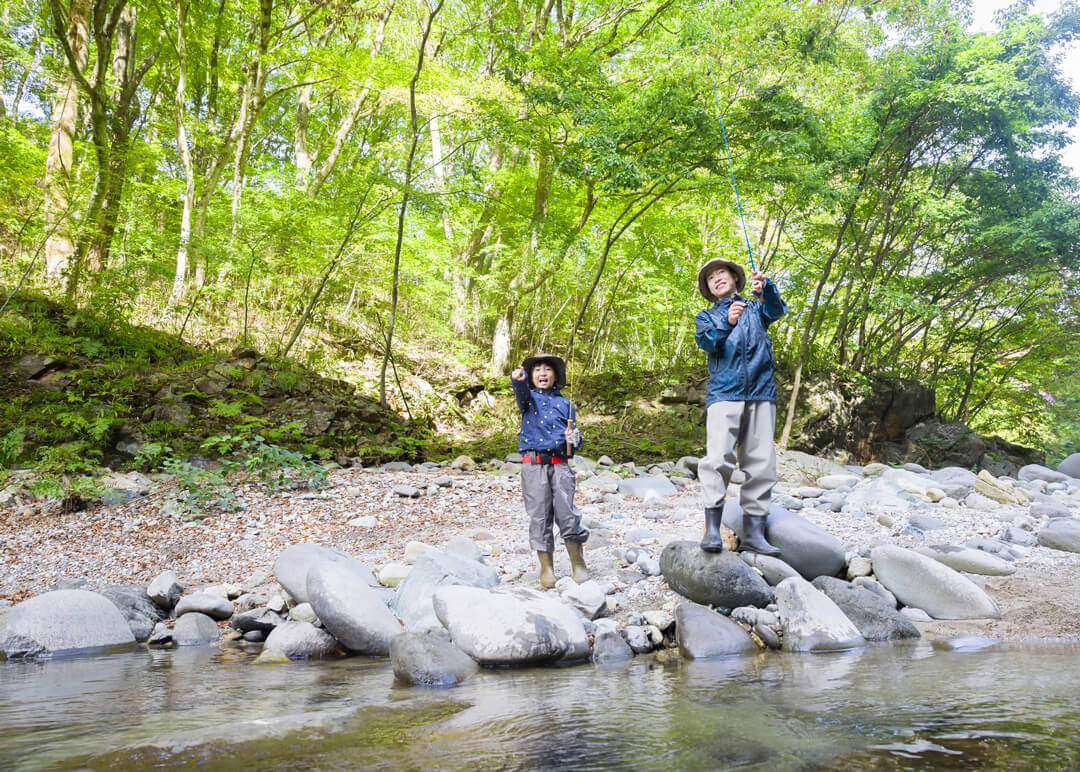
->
[[2, 458, 1079, 642]]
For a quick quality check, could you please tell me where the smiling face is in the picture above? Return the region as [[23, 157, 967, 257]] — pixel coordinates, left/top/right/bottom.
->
[[530, 363, 556, 389], [707, 267, 738, 300]]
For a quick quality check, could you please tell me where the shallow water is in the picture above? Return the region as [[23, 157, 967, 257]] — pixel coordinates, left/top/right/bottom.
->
[[2, 640, 1079, 770]]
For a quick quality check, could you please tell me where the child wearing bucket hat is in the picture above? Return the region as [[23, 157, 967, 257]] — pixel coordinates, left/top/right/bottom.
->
[[694, 258, 787, 556], [511, 353, 589, 588]]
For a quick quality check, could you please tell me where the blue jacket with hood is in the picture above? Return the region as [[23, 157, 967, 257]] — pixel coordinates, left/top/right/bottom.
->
[[695, 279, 786, 406]]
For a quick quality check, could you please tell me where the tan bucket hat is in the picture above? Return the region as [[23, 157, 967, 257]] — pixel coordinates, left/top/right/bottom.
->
[[697, 258, 746, 301], [521, 353, 567, 389]]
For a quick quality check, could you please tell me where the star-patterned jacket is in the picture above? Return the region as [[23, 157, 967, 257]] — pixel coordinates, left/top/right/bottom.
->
[[511, 377, 582, 455]]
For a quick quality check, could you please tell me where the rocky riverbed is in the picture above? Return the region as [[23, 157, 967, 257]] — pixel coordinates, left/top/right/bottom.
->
[[2, 448, 1080, 672]]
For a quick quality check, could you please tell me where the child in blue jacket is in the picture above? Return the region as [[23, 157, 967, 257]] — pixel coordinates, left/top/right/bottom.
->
[[694, 258, 786, 556], [511, 353, 589, 588]]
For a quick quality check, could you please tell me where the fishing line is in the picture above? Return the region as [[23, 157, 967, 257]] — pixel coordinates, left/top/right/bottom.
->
[[709, 65, 758, 282]]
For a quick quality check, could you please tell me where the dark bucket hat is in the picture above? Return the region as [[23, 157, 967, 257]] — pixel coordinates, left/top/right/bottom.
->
[[697, 258, 746, 301], [522, 353, 567, 389]]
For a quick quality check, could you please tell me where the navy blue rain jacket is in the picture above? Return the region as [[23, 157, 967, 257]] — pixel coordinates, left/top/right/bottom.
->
[[511, 377, 582, 455], [695, 279, 786, 406]]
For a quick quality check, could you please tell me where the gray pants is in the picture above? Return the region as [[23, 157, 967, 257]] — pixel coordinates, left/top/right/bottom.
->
[[698, 400, 777, 518], [522, 461, 589, 552]]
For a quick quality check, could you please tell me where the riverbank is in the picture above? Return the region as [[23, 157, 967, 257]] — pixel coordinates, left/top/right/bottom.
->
[[2, 449, 1078, 644]]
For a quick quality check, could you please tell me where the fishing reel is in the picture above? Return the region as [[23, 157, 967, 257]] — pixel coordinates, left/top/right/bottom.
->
[[751, 279, 763, 300], [566, 425, 582, 447]]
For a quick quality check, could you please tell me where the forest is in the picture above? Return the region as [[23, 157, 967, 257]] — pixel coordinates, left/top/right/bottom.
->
[[2, 0, 1079, 478]]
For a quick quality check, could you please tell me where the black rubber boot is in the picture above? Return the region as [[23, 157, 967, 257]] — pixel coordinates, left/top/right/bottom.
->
[[740, 514, 781, 557], [700, 506, 726, 552]]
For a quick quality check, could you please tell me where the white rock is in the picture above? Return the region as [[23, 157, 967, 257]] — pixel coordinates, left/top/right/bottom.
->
[[775, 577, 865, 652]]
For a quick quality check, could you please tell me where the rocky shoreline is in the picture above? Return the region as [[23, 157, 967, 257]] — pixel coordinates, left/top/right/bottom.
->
[[2, 448, 1079, 676]]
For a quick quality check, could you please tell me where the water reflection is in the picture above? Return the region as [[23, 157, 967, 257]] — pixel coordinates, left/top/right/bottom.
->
[[1, 641, 1078, 770]]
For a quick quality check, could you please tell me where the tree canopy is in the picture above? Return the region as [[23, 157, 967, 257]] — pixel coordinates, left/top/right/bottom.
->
[[2, 0, 1078, 456]]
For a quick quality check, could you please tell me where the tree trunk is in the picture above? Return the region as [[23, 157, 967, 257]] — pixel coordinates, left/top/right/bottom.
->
[[171, 2, 195, 302], [43, 0, 90, 285]]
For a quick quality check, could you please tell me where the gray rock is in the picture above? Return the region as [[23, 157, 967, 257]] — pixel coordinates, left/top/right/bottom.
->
[[626, 527, 660, 544], [1018, 464, 1071, 484], [1057, 453, 1080, 479], [1031, 501, 1071, 519], [263, 621, 341, 659], [642, 609, 675, 631], [381, 462, 415, 473], [660, 540, 772, 609], [967, 538, 1025, 561], [739, 551, 802, 586], [391, 632, 478, 686], [98, 585, 167, 642], [432, 585, 588, 666], [147, 622, 171, 645], [592, 630, 635, 663], [908, 513, 948, 531], [174, 592, 234, 621], [172, 612, 220, 646], [775, 577, 866, 652], [243, 630, 265, 643], [2, 590, 136, 659], [871, 545, 1000, 620], [1000, 527, 1037, 547], [392, 550, 500, 634], [964, 492, 1001, 511], [308, 562, 403, 655], [915, 545, 1016, 576], [231, 607, 286, 634], [624, 625, 653, 654], [617, 476, 677, 499], [147, 570, 184, 609], [1037, 518, 1080, 553], [841, 477, 921, 515], [730, 606, 780, 629], [811, 576, 920, 641], [556, 578, 608, 620], [900, 607, 933, 623], [675, 456, 700, 477], [754, 622, 780, 649], [674, 602, 757, 659], [288, 602, 319, 624], [273, 543, 377, 604], [443, 536, 485, 563], [930, 467, 980, 488], [579, 477, 619, 493], [394, 484, 423, 498], [637, 556, 662, 577], [852, 577, 897, 607], [723, 503, 846, 580]]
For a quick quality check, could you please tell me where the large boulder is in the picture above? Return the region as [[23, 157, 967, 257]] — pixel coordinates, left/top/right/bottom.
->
[[674, 602, 757, 659], [900, 419, 986, 469], [928, 467, 979, 499], [723, 503, 846, 580], [432, 585, 588, 666], [1037, 519, 1080, 553], [98, 585, 167, 642], [1018, 464, 1071, 484], [739, 552, 801, 586], [172, 612, 220, 646], [1057, 453, 1080, 479], [774, 577, 865, 652], [273, 543, 377, 604], [147, 570, 184, 609], [659, 540, 771, 609], [2, 590, 135, 659], [810, 576, 919, 641], [915, 545, 1016, 576], [392, 550, 500, 634], [390, 632, 478, 686], [174, 592, 234, 621], [263, 621, 341, 659], [870, 546, 1000, 620], [308, 562, 403, 655]]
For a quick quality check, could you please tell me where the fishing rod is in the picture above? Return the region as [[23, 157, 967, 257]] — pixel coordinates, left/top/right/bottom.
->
[[709, 66, 762, 300]]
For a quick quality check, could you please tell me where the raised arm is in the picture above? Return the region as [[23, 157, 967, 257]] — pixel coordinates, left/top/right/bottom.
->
[[510, 369, 532, 413], [760, 279, 787, 325]]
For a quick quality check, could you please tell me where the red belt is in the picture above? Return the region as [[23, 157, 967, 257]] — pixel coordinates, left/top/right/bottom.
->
[[522, 453, 566, 465]]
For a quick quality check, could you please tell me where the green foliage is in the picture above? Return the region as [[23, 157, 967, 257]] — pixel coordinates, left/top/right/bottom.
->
[[132, 441, 173, 471], [0, 429, 24, 468], [162, 459, 237, 517]]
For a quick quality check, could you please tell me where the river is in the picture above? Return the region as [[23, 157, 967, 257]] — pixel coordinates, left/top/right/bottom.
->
[[2, 638, 1078, 770]]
